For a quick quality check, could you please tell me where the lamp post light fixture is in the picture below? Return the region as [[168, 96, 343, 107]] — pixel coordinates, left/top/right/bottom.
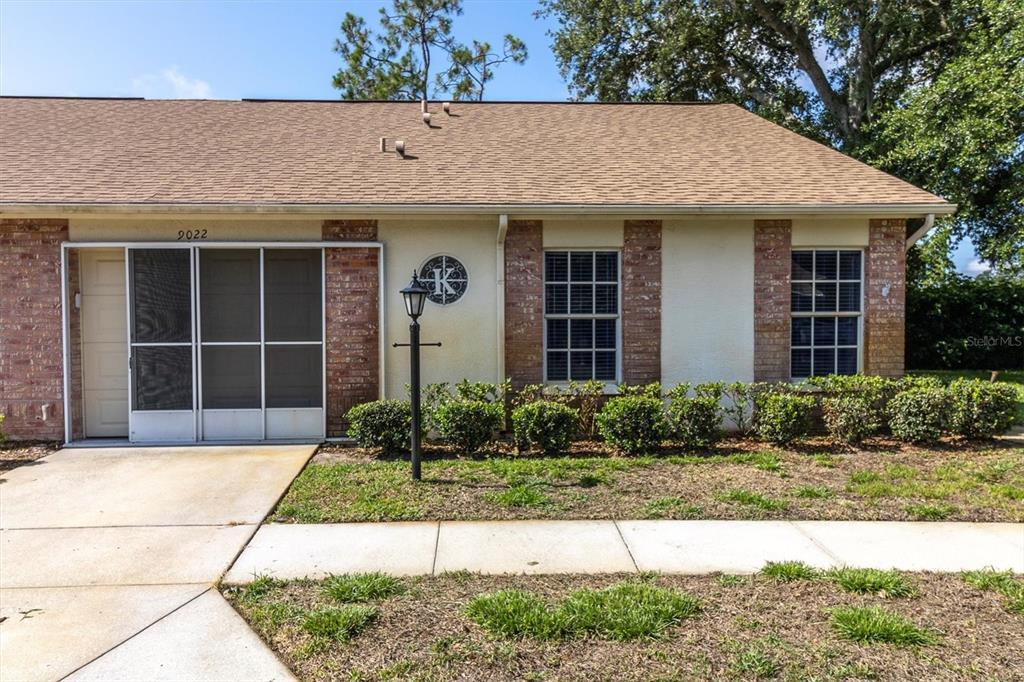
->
[[397, 272, 440, 481]]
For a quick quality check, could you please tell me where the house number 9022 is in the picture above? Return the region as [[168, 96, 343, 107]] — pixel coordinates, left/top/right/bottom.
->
[[176, 229, 208, 241]]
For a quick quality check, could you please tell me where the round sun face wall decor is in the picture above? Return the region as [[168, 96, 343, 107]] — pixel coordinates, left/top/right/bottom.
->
[[419, 255, 468, 305]]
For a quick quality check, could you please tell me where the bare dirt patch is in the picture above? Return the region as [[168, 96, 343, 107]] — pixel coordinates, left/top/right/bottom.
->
[[0, 441, 60, 473]]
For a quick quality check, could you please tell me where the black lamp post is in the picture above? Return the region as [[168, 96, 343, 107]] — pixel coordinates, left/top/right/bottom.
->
[[398, 272, 434, 481]]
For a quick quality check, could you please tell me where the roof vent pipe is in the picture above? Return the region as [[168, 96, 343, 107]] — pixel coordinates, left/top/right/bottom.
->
[[422, 112, 432, 126], [379, 137, 386, 152], [442, 102, 451, 115], [420, 99, 428, 113], [395, 140, 406, 158]]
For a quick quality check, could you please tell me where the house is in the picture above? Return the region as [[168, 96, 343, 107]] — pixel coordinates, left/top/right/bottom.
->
[[0, 97, 955, 444]]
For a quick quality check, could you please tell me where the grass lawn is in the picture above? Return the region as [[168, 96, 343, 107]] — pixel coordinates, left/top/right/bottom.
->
[[225, 568, 1024, 681], [271, 438, 1024, 523]]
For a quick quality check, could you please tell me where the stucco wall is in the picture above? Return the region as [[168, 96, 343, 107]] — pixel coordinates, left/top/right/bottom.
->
[[792, 218, 869, 246], [542, 219, 624, 248]]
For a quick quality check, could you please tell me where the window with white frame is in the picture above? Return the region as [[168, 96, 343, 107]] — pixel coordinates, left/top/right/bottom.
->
[[544, 250, 619, 382], [791, 249, 862, 378]]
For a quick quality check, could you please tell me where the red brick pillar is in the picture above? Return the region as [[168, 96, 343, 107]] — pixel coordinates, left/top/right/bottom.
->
[[753, 219, 792, 382], [864, 219, 906, 377], [0, 218, 69, 440], [323, 220, 380, 437], [504, 220, 544, 389], [622, 220, 662, 384], [67, 250, 84, 441]]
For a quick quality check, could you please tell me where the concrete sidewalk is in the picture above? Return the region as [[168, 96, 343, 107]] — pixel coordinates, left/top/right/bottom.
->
[[225, 519, 1024, 583]]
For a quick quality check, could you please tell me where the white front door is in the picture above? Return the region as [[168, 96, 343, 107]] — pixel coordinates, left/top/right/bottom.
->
[[81, 249, 129, 437]]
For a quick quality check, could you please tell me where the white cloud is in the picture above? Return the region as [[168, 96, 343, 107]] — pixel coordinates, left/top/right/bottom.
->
[[132, 66, 212, 99], [964, 258, 992, 277]]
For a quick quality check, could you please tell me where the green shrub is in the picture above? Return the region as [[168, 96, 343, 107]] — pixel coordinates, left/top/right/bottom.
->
[[0, 413, 5, 442], [666, 383, 723, 449], [823, 393, 881, 444], [512, 401, 578, 455], [595, 396, 668, 455], [616, 382, 663, 399], [947, 378, 1019, 438], [886, 388, 950, 443], [722, 381, 761, 434], [346, 400, 411, 453], [754, 391, 815, 445], [434, 399, 504, 454]]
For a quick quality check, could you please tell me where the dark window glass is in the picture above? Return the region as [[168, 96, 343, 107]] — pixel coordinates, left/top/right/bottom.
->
[[545, 284, 567, 314], [814, 251, 838, 280], [570, 252, 593, 282], [570, 351, 593, 380], [546, 352, 568, 381], [837, 317, 858, 346], [595, 319, 616, 349], [131, 249, 191, 343], [837, 348, 858, 375], [814, 283, 837, 312], [813, 348, 835, 376], [201, 345, 261, 409], [595, 252, 618, 282], [791, 283, 814, 312], [813, 317, 836, 346], [791, 249, 862, 380], [545, 252, 568, 282], [839, 251, 861, 280], [569, 284, 593, 314], [546, 319, 568, 349], [792, 251, 814, 280], [595, 352, 616, 380], [266, 345, 322, 408], [792, 318, 812, 346], [200, 249, 260, 343], [265, 249, 322, 342], [132, 346, 192, 411], [791, 349, 811, 378], [838, 282, 860, 312], [595, 284, 617, 314], [570, 319, 593, 349]]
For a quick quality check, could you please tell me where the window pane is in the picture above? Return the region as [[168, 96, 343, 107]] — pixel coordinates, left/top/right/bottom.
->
[[266, 345, 322, 408], [131, 249, 191, 343], [595, 352, 616, 380], [200, 249, 260, 343], [815, 251, 838, 280], [202, 345, 260, 409], [814, 283, 837, 312], [840, 251, 861, 280], [837, 317, 858, 346], [791, 349, 811, 378], [595, 319, 616, 349], [569, 284, 593, 314], [545, 252, 568, 282], [813, 348, 835, 377], [837, 348, 858, 375], [546, 352, 568, 381], [545, 284, 567, 314], [546, 319, 568, 349], [791, 317, 812, 346], [570, 252, 594, 282], [132, 346, 192, 411], [570, 351, 593, 380], [813, 317, 836, 346], [265, 249, 322, 342], [595, 284, 618, 314], [595, 252, 618, 282], [791, 283, 814, 312], [792, 251, 814, 280], [838, 282, 860, 312], [570, 319, 593, 349]]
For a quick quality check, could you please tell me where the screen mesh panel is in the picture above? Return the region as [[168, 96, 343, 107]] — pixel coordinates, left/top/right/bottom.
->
[[200, 250, 260, 342], [131, 249, 191, 343], [266, 345, 322, 408], [265, 249, 322, 342], [201, 346, 261, 409], [132, 346, 192, 411]]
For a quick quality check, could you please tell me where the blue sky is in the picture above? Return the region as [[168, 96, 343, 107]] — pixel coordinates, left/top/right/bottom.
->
[[0, 0, 981, 272]]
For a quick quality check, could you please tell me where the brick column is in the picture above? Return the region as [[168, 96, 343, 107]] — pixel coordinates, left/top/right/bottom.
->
[[323, 220, 380, 437], [753, 219, 792, 382], [864, 219, 906, 377], [622, 220, 662, 384], [0, 218, 69, 440], [67, 250, 84, 441], [504, 220, 544, 388]]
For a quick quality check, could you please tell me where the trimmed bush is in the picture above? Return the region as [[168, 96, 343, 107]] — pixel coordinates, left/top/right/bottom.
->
[[346, 400, 411, 453], [512, 401, 578, 455], [886, 388, 949, 443], [754, 391, 815, 445], [822, 394, 881, 445], [595, 396, 668, 455], [434, 399, 504, 454], [666, 383, 722, 449], [947, 378, 1019, 438]]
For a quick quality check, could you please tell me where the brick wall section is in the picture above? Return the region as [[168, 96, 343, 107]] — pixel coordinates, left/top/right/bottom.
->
[[67, 250, 84, 441], [504, 220, 544, 388], [753, 220, 792, 382], [0, 219, 69, 440], [323, 220, 380, 437], [621, 220, 662, 384], [864, 219, 906, 377]]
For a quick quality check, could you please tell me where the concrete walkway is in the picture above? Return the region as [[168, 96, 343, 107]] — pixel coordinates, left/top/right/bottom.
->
[[225, 519, 1024, 583], [0, 444, 314, 682]]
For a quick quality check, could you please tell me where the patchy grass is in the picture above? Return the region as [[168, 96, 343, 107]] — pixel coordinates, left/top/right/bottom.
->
[[793, 485, 835, 499], [717, 489, 789, 513], [641, 496, 703, 519], [228, 571, 1022, 681], [826, 568, 917, 598], [829, 606, 939, 646], [760, 561, 819, 583], [322, 573, 403, 603], [904, 503, 957, 520], [962, 568, 1024, 615], [484, 484, 550, 509]]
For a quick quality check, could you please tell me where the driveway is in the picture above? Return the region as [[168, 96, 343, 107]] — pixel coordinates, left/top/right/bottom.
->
[[0, 444, 314, 681]]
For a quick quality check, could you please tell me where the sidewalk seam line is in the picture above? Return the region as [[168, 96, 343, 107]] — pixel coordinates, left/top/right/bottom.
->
[[613, 521, 640, 573], [430, 521, 441, 575], [787, 521, 843, 565]]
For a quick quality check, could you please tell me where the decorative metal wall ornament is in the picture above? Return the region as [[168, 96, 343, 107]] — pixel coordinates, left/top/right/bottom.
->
[[418, 255, 468, 305]]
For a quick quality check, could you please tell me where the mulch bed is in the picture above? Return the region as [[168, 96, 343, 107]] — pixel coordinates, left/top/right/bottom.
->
[[0, 441, 60, 473], [226, 571, 1024, 682]]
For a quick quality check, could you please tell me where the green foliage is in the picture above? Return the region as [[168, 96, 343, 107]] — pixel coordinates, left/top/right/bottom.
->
[[729, 637, 783, 679], [464, 590, 568, 640], [829, 606, 939, 646], [666, 383, 723, 449], [302, 605, 377, 642], [595, 396, 668, 455], [511, 400, 578, 455], [904, 503, 957, 520], [826, 568, 916, 598], [822, 394, 880, 445], [947, 378, 1019, 438], [962, 568, 1024, 615], [346, 400, 411, 453], [718, 489, 788, 513], [760, 560, 819, 582], [642, 496, 703, 520], [886, 388, 950, 443], [322, 573, 404, 603], [754, 391, 815, 445], [0, 413, 5, 442], [433, 399, 503, 454], [513, 380, 604, 438], [484, 483, 550, 508], [793, 485, 834, 499], [616, 382, 663, 399], [722, 381, 761, 434]]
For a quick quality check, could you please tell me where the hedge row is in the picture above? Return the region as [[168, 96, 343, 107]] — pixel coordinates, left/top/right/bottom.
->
[[344, 376, 1021, 455]]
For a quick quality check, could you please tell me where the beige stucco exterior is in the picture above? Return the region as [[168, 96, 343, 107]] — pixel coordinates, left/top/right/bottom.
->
[[542, 219, 624, 248], [791, 218, 869, 246], [69, 217, 324, 242]]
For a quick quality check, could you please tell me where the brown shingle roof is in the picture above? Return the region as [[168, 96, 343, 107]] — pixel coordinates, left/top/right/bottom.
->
[[0, 97, 951, 210]]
